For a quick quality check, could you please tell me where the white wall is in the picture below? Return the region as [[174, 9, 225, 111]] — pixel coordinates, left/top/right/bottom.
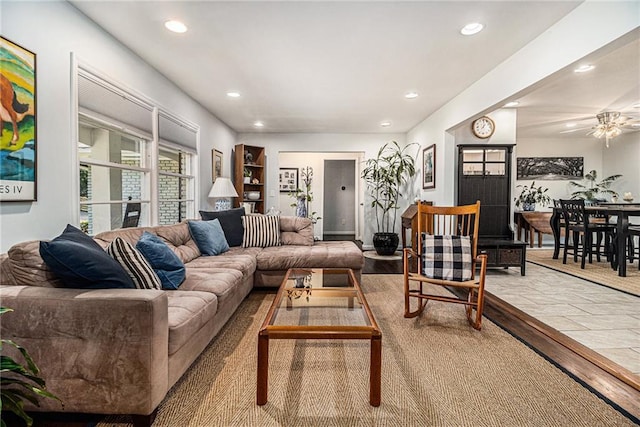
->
[[514, 137, 604, 209], [0, 1, 236, 251], [602, 132, 640, 201], [239, 133, 410, 248], [407, 2, 640, 207]]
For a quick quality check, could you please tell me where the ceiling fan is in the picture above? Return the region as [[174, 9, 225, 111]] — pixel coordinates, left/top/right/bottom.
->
[[561, 110, 640, 148]]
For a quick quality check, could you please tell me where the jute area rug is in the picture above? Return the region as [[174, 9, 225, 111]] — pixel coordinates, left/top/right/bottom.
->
[[527, 249, 640, 297], [100, 275, 635, 427]]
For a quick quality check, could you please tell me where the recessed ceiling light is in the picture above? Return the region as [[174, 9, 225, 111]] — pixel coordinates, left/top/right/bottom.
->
[[574, 64, 595, 73], [380, 121, 392, 127], [164, 20, 188, 33], [503, 101, 519, 108], [227, 92, 241, 98], [253, 121, 264, 128], [404, 92, 418, 99], [565, 123, 577, 128], [460, 23, 484, 36]]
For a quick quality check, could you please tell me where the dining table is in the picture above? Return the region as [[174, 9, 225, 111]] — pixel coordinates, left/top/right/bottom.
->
[[550, 203, 640, 277]]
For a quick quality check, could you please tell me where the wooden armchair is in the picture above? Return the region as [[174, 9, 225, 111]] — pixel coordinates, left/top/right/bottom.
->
[[403, 201, 488, 330]]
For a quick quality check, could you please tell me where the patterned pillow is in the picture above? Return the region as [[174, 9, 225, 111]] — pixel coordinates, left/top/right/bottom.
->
[[421, 234, 473, 282], [107, 237, 162, 290], [242, 215, 281, 248]]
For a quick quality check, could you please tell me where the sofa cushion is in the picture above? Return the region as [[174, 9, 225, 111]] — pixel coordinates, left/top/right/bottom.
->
[[279, 216, 314, 246], [136, 232, 186, 290], [256, 241, 364, 271], [167, 290, 218, 355], [199, 207, 245, 247], [3, 240, 63, 287], [39, 225, 135, 289], [242, 215, 280, 248], [179, 268, 244, 312], [185, 249, 258, 282], [187, 219, 229, 256], [107, 237, 162, 290]]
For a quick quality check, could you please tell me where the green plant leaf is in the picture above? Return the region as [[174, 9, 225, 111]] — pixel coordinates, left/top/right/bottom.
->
[[1, 391, 34, 427]]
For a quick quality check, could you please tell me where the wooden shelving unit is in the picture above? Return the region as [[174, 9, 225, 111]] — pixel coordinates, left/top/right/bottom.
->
[[233, 144, 266, 214]]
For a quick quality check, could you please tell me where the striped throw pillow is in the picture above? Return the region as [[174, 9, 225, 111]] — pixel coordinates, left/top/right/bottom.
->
[[242, 215, 281, 248], [421, 234, 473, 282], [107, 237, 162, 290]]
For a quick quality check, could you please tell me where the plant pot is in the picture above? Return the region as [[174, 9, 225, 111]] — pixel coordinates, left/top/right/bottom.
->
[[523, 202, 535, 211], [373, 232, 399, 256], [243, 177, 251, 183]]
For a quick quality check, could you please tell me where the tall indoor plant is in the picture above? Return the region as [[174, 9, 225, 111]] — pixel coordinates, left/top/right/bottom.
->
[[362, 141, 417, 255], [569, 169, 622, 202]]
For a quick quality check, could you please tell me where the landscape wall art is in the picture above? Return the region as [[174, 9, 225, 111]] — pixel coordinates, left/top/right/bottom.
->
[[517, 157, 583, 181], [1, 37, 36, 201]]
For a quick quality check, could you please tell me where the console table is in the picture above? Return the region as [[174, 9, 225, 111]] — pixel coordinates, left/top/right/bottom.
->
[[477, 239, 527, 276]]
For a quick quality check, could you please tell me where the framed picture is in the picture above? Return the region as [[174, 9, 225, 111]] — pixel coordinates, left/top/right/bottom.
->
[[1, 37, 37, 201], [517, 156, 583, 180], [422, 144, 435, 189], [212, 149, 222, 182], [279, 168, 298, 193]]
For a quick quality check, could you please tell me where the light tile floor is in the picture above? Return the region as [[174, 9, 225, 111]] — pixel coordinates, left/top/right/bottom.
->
[[484, 261, 640, 376]]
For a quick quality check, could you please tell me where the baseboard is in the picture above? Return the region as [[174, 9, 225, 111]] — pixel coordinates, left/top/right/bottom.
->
[[323, 231, 356, 235]]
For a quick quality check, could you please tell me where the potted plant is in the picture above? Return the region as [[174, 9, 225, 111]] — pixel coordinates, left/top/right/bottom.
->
[[361, 141, 417, 255], [288, 166, 321, 223], [514, 181, 551, 211], [569, 170, 622, 203], [243, 168, 252, 183], [1, 307, 61, 426]]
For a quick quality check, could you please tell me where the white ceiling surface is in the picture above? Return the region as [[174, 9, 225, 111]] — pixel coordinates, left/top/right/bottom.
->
[[515, 35, 640, 140], [70, 1, 582, 134]]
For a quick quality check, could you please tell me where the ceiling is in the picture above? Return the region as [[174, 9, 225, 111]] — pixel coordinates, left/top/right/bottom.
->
[[69, 1, 586, 134]]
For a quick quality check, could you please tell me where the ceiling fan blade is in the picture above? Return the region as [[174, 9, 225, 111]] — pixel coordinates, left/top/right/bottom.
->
[[559, 126, 591, 134]]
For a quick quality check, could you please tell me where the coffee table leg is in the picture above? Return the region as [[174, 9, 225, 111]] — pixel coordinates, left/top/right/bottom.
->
[[257, 333, 269, 405], [370, 335, 382, 406]]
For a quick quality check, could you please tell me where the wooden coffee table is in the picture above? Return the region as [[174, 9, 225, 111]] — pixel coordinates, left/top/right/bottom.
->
[[256, 268, 382, 406]]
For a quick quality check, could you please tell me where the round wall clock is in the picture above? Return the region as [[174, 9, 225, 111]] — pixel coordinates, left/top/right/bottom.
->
[[471, 116, 495, 139]]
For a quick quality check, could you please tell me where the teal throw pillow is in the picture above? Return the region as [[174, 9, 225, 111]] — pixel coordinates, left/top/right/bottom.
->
[[136, 231, 186, 290], [188, 219, 229, 256]]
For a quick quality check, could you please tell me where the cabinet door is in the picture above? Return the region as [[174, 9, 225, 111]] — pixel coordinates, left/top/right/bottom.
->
[[458, 146, 512, 239]]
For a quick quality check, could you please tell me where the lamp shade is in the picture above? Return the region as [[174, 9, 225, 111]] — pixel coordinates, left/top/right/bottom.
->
[[208, 177, 239, 199]]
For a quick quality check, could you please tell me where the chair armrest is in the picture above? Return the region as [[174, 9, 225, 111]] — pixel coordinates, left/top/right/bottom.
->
[[0, 286, 169, 415]]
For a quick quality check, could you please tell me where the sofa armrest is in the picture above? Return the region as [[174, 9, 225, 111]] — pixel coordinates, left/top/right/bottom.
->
[[0, 286, 169, 416]]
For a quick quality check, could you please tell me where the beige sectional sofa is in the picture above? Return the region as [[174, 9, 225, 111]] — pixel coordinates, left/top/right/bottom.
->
[[0, 216, 363, 425]]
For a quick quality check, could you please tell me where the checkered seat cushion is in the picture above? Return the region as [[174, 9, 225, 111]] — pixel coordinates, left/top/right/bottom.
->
[[421, 234, 473, 282]]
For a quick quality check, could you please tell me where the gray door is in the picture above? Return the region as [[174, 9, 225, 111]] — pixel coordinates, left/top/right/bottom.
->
[[323, 160, 356, 235]]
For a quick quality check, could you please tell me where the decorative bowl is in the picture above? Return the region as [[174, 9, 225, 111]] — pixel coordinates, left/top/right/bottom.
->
[[246, 191, 260, 200]]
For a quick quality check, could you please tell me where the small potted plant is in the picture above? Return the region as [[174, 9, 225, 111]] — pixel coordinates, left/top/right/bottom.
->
[[514, 181, 551, 211], [243, 168, 252, 183]]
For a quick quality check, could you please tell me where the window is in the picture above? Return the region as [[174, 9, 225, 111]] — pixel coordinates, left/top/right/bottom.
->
[[158, 146, 195, 225], [76, 67, 199, 234], [78, 119, 151, 234]]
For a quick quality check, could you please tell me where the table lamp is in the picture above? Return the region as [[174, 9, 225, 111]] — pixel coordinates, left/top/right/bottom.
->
[[208, 177, 239, 211]]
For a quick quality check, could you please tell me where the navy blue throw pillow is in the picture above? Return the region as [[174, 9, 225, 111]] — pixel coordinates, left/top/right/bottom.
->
[[39, 224, 135, 289], [199, 207, 245, 247], [136, 231, 186, 290]]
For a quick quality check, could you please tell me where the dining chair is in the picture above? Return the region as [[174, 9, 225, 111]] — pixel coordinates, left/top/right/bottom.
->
[[559, 199, 616, 269], [627, 226, 640, 269], [402, 201, 488, 330]]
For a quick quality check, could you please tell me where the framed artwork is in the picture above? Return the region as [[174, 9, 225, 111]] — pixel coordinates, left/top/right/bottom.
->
[[1, 37, 37, 201], [422, 144, 435, 189], [279, 168, 298, 193], [212, 149, 223, 182], [517, 156, 583, 180]]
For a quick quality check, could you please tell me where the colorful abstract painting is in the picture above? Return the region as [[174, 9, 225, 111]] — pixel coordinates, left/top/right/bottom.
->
[[1, 37, 36, 201]]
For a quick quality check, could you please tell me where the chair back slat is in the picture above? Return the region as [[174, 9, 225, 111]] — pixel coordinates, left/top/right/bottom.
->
[[559, 199, 589, 227]]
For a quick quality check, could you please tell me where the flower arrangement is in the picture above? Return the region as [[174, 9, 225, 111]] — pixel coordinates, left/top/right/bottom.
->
[[514, 181, 551, 211]]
